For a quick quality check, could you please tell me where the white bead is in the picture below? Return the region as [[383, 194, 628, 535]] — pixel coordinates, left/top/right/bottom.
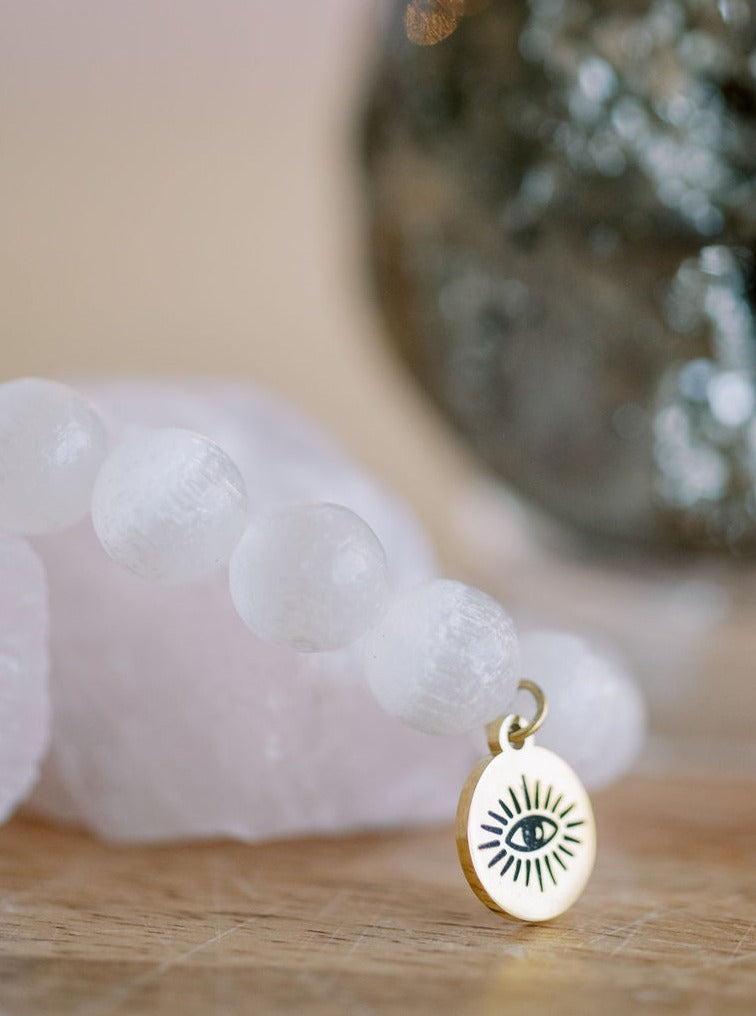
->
[[0, 377, 107, 534], [229, 503, 389, 651], [517, 630, 646, 791], [92, 428, 248, 583], [363, 579, 519, 735]]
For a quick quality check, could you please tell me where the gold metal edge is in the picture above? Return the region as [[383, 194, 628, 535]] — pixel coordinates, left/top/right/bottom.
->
[[455, 755, 510, 917]]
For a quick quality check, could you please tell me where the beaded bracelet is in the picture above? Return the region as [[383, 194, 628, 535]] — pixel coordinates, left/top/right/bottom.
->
[[0, 376, 596, 921]]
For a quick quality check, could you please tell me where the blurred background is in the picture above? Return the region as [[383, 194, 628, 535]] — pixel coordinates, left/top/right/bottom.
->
[[2, 0, 755, 756]]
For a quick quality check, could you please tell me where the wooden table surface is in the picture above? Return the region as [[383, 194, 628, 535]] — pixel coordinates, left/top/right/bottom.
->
[[1, 768, 755, 1016]]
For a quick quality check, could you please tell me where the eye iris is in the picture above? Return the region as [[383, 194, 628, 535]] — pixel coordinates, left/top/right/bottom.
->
[[506, 814, 558, 852], [526, 821, 544, 848]]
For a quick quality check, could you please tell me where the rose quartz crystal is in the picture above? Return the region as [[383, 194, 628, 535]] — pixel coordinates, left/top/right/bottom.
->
[[27, 380, 494, 843], [0, 534, 50, 821]]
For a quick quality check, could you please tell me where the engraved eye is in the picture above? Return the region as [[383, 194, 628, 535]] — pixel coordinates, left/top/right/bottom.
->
[[505, 814, 557, 853], [477, 774, 586, 892]]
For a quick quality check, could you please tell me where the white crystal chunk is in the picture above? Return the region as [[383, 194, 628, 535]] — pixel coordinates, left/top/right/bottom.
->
[[230, 502, 389, 651], [92, 427, 248, 583], [517, 629, 646, 791], [0, 377, 107, 534], [364, 578, 520, 735], [28, 380, 439, 843], [0, 534, 50, 822]]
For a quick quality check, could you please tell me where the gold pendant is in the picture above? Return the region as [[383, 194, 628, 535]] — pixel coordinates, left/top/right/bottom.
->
[[456, 680, 596, 922]]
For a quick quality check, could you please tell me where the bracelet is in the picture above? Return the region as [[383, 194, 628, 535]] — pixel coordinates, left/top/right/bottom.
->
[[0, 375, 598, 921]]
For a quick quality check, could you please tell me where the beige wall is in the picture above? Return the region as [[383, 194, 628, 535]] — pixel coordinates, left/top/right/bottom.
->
[[0, 0, 478, 569]]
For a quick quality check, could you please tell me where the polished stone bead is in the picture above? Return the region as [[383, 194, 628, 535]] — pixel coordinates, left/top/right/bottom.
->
[[517, 629, 646, 790], [364, 578, 519, 734], [229, 502, 389, 651], [0, 377, 107, 534], [92, 427, 247, 583]]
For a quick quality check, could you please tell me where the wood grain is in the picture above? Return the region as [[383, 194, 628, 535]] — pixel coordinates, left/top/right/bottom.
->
[[1, 770, 755, 1015]]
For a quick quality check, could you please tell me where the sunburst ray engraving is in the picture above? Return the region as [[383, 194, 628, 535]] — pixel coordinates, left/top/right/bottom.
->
[[476, 773, 585, 893]]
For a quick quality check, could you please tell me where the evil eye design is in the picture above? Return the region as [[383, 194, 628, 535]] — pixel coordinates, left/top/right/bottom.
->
[[506, 814, 557, 852], [477, 773, 585, 892]]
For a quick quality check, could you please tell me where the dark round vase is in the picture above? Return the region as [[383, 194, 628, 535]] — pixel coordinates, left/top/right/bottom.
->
[[363, 0, 756, 553]]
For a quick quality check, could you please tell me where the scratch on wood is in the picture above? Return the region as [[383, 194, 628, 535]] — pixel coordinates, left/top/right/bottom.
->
[[700, 921, 756, 970], [71, 916, 260, 1016], [587, 910, 663, 954]]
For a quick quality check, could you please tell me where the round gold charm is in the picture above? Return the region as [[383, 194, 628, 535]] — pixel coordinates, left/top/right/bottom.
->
[[457, 715, 596, 922]]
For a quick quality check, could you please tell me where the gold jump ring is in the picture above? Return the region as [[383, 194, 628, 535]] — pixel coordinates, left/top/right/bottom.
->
[[485, 679, 549, 753]]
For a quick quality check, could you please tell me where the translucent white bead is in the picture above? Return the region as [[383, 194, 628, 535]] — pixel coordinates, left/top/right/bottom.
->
[[517, 630, 646, 791], [92, 428, 248, 583], [363, 579, 519, 735], [229, 503, 389, 651], [0, 377, 107, 534]]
